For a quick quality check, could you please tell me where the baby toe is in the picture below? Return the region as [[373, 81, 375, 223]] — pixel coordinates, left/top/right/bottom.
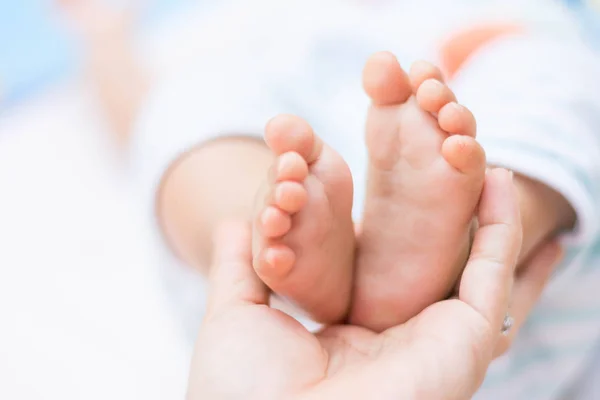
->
[[438, 102, 477, 138], [259, 206, 292, 238], [416, 79, 457, 114], [442, 135, 486, 175], [409, 60, 445, 92]]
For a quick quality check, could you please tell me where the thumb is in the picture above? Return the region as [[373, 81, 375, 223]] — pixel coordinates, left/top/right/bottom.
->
[[206, 220, 269, 316]]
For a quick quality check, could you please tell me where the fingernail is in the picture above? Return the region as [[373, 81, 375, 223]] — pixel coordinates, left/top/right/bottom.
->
[[494, 168, 513, 183]]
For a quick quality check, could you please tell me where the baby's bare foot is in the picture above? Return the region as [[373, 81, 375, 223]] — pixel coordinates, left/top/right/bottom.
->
[[350, 53, 486, 332], [252, 115, 355, 323]]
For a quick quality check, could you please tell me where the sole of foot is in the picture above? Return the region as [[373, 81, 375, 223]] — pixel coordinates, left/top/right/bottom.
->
[[252, 114, 355, 324], [350, 52, 486, 332]]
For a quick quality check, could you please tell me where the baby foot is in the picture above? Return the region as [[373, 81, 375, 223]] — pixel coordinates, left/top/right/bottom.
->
[[252, 114, 355, 323], [350, 53, 486, 332]]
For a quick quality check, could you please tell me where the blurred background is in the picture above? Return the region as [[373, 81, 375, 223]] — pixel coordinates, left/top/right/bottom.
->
[[0, 1, 223, 399], [0, 0, 598, 399]]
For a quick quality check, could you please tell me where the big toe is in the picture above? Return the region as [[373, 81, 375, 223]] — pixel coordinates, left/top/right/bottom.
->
[[264, 114, 322, 163], [363, 52, 412, 106]]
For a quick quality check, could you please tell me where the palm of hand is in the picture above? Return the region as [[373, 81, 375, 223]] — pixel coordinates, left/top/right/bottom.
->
[[189, 169, 520, 400], [194, 299, 490, 400]]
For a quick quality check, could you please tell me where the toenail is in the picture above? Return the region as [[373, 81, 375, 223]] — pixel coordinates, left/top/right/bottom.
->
[[276, 158, 294, 180], [261, 208, 276, 225], [274, 186, 285, 203], [263, 251, 276, 269], [428, 79, 444, 88], [449, 102, 462, 111]]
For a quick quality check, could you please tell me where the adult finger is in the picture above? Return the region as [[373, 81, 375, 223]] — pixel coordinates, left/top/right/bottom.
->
[[459, 168, 523, 338], [206, 220, 270, 316], [494, 240, 563, 357]]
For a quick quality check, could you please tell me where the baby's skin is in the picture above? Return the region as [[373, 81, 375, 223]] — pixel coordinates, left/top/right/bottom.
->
[[252, 52, 485, 330]]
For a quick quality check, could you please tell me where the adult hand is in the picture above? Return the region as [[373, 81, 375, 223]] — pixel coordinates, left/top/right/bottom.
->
[[493, 240, 563, 357], [187, 169, 521, 400], [489, 171, 570, 357]]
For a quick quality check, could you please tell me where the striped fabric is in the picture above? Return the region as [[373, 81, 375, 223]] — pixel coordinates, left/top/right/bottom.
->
[[130, 1, 600, 398]]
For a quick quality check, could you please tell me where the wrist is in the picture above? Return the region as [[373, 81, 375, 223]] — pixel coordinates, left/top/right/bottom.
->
[[512, 172, 575, 262]]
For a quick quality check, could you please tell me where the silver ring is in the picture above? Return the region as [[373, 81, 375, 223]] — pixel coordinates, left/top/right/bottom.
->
[[501, 313, 514, 336]]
